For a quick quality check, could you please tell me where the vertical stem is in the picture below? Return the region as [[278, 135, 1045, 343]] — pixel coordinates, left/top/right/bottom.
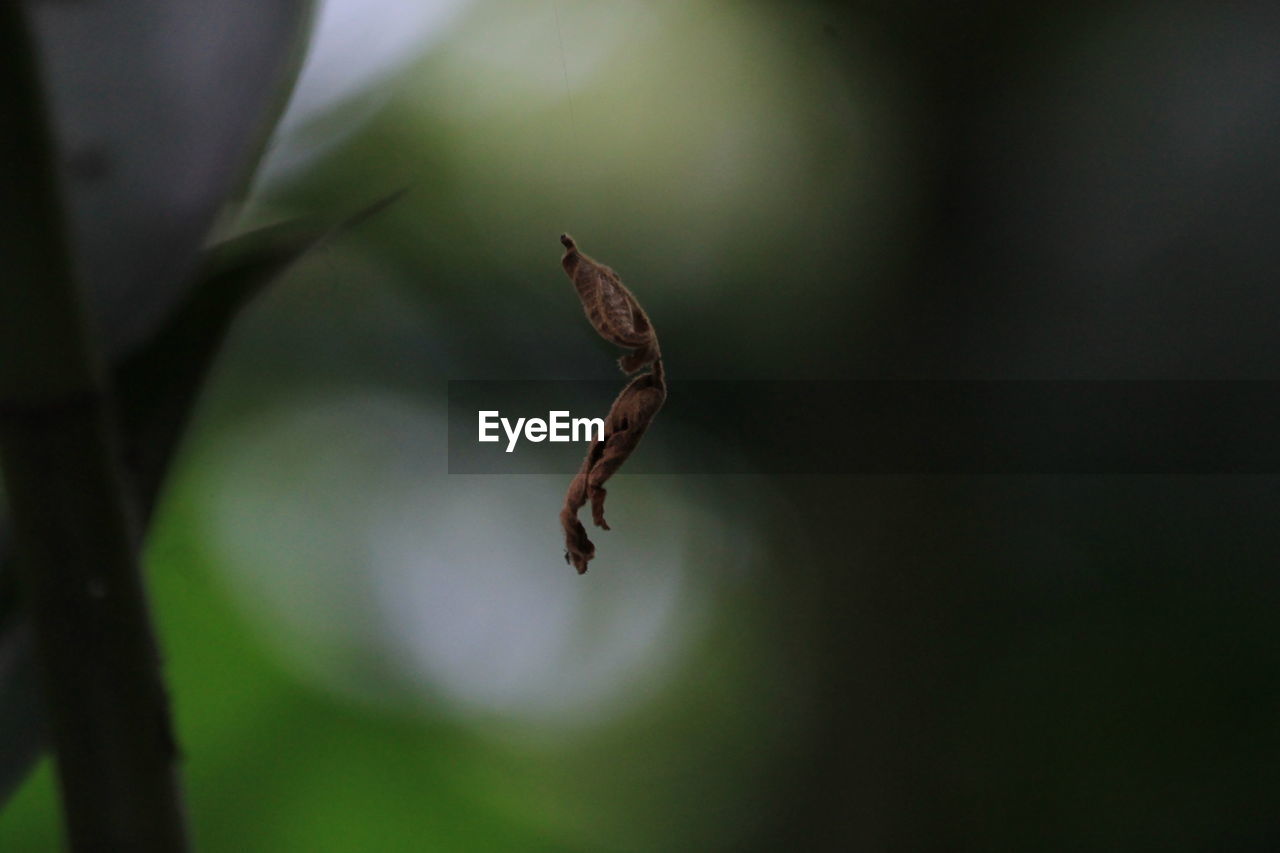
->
[[0, 402, 189, 850], [0, 6, 189, 850]]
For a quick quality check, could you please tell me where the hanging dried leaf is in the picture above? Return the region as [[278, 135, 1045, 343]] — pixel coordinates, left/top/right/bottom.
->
[[560, 234, 660, 374], [558, 235, 666, 574]]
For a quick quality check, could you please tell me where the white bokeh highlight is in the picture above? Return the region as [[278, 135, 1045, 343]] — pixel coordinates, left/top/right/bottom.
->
[[196, 389, 720, 732], [258, 0, 472, 181]]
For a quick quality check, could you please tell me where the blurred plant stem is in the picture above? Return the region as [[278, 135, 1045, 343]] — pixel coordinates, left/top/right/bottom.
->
[[0, 7, 189, 851]]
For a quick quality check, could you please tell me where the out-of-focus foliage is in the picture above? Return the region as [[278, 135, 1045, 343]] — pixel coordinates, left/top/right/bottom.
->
[[21, 0, 315, 354], [0, 0, 315, 814], [6, 0, 1280, 849]]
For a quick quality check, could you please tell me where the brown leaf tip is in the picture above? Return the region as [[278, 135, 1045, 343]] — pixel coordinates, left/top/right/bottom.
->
[[560, 233, 582, 277]]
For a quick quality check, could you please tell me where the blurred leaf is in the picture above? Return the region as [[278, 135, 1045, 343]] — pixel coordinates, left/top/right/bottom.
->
[[115, 217, 330, 507], [0, 190, 406, 808], [118, 187, 410, 506], [21, 0, 317, 355]]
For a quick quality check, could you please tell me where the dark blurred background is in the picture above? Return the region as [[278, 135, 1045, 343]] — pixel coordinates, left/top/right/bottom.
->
[[5, 0, 1280, 849]]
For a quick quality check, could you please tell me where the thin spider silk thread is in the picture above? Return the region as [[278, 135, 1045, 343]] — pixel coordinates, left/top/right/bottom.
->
[[552, 1, 580, 230], [553, 1, 576, 131]]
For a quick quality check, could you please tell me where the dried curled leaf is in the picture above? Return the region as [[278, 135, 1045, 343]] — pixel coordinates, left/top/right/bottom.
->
[[560, 234, 660, 374], [558, 235, 666, 573]]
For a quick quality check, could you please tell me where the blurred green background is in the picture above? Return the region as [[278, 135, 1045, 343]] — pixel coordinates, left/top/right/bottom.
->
[[6, 0, 1280, 849]]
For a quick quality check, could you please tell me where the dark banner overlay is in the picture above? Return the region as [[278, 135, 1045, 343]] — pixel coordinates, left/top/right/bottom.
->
[[447, 381, 1280, 474]]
